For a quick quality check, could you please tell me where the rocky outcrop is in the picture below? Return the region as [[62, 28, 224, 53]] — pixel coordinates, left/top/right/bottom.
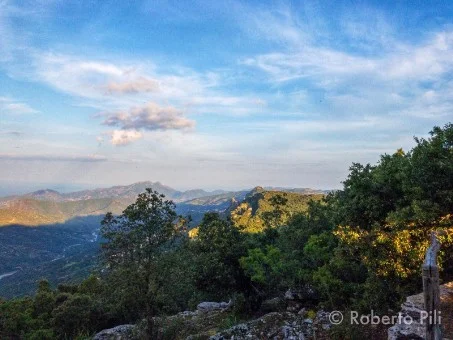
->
[[210, 310, 332, 340], [197, 301, 232, 313], [388, 281, 453, 339], [261, 297, 286, 313], [93, 324, 136, 340], [284, 287, 318, 313], [156, 301, 233, 339], [92, 300, 333, 340]]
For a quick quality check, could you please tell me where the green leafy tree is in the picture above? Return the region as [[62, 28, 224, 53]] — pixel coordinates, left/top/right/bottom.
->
[[261, 194, 288, 229], [52, 294, 96, 338], [189, 213, 251, 304], [315, 123, 453, 311], [239, 245, 284, 296], [100, 188, 183, 337]]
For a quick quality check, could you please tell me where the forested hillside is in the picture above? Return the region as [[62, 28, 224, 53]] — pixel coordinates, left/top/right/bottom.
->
[[230, 187, 324, 232], [0, 123, 452, 339]]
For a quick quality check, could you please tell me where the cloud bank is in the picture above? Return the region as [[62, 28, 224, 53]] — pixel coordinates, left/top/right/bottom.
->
[[0, 154, 107, 162]]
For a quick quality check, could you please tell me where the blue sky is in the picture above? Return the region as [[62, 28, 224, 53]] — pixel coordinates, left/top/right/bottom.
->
[[1, 0, 452, 193]]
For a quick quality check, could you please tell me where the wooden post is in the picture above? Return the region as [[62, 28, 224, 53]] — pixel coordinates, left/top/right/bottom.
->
[[422, 232, 442, 340]]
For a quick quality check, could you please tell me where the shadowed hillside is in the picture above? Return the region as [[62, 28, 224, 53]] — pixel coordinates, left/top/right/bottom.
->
[[0, 216, 103, 298]]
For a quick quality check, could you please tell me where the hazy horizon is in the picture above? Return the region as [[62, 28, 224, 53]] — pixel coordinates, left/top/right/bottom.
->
[[0, 179, 336, 198]]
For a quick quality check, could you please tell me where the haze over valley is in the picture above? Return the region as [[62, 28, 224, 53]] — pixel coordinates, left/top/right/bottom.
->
[[0, 181, 326, 297]]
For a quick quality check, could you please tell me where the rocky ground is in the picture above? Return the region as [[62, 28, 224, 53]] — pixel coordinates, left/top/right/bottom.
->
[[92, 282, 453, 339], [92, 292, 332, 340], [388, 281, 453, 339]]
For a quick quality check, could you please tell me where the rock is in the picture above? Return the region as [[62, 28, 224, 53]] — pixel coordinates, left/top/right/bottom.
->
[[157, 303, 233, 339], [261, 297, 286, 313], [177, 310, 199, 317], [284, 289, 302, 301], [287, 302, 303, 313], [93, 324, 136, 340], [387, 323, 424, 340], [197, 300, 231, 313], [313, 310, 331, 331], [284, 289, 304, 313], [210, 312, 315, 339], [387, 281, 453, 340], [284, 285, 317, 302], [94, 305, 332, 340], [298, 308, 307, 316]]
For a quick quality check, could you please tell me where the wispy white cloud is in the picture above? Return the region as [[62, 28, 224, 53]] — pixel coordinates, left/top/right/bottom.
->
[[241, 6, 453, 121], [0, 153, 107, 162], [13, 51, 269, 122], [243, 29, 453, 84], [105, 77, 159, 94], [0, 96, 38, 114]]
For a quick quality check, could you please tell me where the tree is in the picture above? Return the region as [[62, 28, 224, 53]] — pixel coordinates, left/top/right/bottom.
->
[[405, 123, 453, 223], [239, 245, 284, 296], [52, 294, 96, 338], [189, 213, 251, 304], [313, 123, 453, 311], [100, 188, 183, 338], [261, 194, 288, 230]]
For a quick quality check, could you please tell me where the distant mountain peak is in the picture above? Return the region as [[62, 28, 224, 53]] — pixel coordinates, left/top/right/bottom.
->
[[25, 189, 64, 201], [32, 189, 60, 195], [246, 186, 265, 198]]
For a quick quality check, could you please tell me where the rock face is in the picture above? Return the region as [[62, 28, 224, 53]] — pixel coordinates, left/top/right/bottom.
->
[[93, 324, 136, 340], [388, 281, 453, 340]]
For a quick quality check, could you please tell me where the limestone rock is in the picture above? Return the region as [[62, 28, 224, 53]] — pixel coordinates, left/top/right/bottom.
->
[[209, 310, 332, 340], [388, 281, 453, 340], [93, 324, 136, 340], [197, 300, 231, 313], [261, 297, 286, 313]]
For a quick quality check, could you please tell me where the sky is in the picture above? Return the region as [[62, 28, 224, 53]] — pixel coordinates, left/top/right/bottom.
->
[[1, 0, 452, 193]]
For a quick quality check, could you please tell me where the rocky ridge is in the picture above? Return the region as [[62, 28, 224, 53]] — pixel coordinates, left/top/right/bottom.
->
[[92, 293, 332, 340]]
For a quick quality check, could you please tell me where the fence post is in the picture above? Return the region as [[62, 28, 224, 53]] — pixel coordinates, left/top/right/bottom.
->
[[422, 232, 442, 340]]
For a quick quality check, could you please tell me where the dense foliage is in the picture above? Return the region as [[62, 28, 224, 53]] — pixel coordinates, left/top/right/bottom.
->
[[0, 123, 452, 339]]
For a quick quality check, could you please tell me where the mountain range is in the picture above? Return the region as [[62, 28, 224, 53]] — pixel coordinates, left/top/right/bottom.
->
[[1, 181, 226, 203], [0, 181, 328, 227]]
